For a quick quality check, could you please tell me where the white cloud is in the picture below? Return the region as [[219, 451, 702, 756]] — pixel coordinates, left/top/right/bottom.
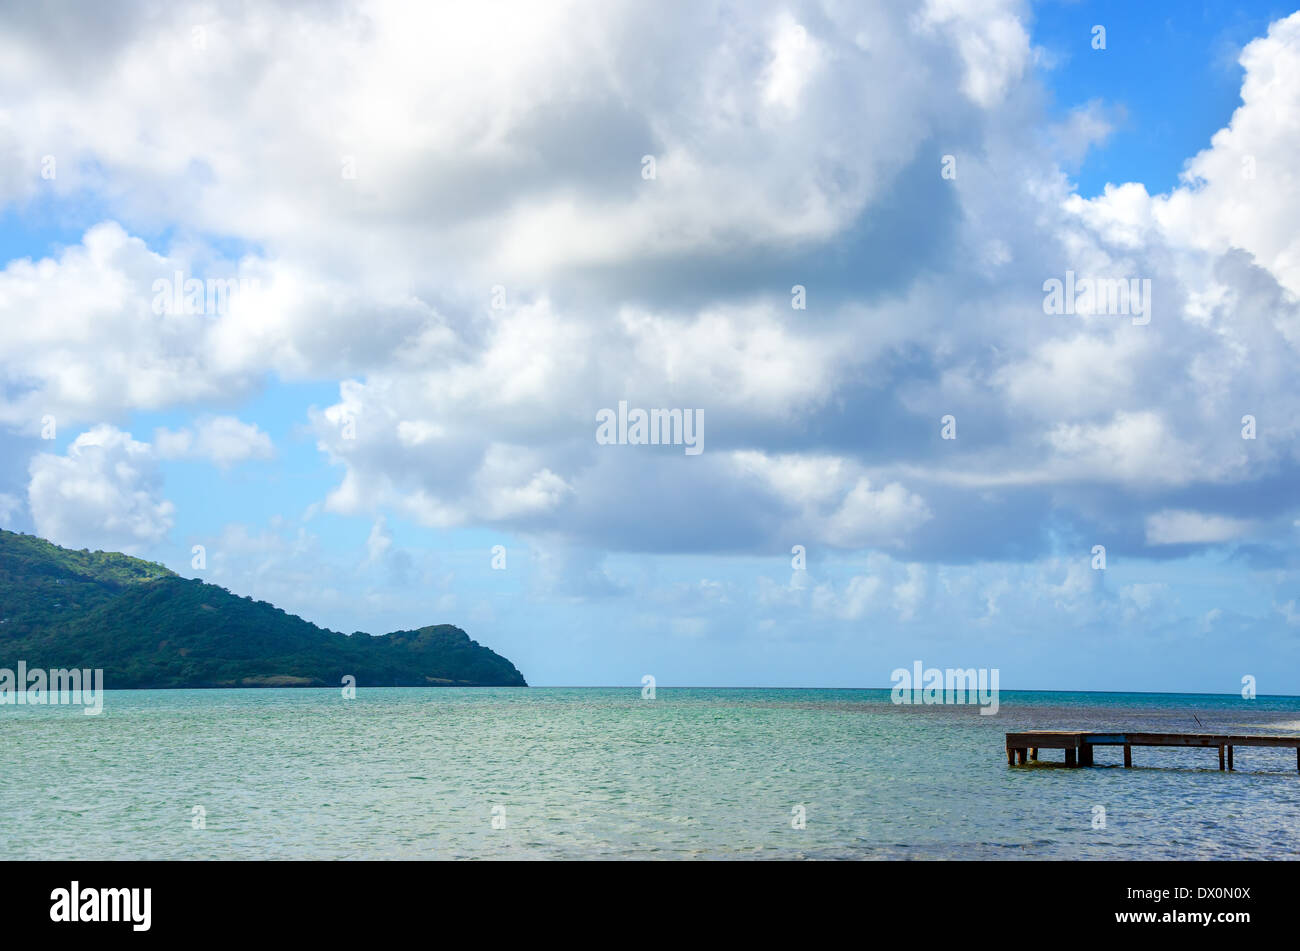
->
[[1, 1, 1299, 568], [813, 574, 881, 621], [27, 426, 174, 553], [1050, 100, 1118, 167], [825, 478, 933, 548], [0, 224, 253, 428], [732, 451, 931, 550], [154, 416, 273, 469], [0, 0, 1004, 288], [761, 14, 823, 114], [917, 0, 1030, 107], [1156, 12, 1300, 295], [0, 222, 447, 429], [1145, 510, 1257, 546], [1045, 412, 1198, 486]]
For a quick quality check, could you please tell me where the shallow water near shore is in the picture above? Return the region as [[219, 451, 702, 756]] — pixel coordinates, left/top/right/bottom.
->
[[4, 687, 1300, 859]]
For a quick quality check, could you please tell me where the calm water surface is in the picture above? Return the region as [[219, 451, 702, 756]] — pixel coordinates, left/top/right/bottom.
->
[[4, 687, 1300, 859]]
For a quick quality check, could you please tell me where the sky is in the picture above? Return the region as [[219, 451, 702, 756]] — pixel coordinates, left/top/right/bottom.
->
[[1, 0, 1299, 692]]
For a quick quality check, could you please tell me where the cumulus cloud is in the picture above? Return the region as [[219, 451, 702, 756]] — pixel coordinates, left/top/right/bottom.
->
[[1157, 12, 1300, 296], [154, 416, 274, 469], [0, 222, 445, 429], [0, 223, 255, 428], [1, 0, 1299, 576], [916, 0, 1031, 107], [27, 426, 174, 553], [0, 0, 992, 286]]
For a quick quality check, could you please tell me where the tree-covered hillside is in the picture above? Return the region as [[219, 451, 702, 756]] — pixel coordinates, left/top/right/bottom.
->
[[0, 529, 526, 688]]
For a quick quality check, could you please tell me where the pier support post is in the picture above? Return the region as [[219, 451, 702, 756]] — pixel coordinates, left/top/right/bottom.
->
[[1005, 732, 1300, 773]]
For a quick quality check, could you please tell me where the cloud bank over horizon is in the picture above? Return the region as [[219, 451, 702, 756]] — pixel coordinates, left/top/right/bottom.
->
[[2, 0, 1299, 689]]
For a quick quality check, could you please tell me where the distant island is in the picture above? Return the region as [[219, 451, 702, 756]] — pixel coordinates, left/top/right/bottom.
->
[[0, 529, 527, 688]]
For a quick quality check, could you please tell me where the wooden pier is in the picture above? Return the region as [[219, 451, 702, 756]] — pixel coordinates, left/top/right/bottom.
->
[[1005, 730, 1300, 771]]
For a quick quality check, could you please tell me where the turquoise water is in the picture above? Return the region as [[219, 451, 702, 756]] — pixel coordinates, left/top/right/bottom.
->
[[4, 687, 1300, 859]]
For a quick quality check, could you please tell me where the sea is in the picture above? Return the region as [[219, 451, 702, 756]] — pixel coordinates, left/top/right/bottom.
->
[[4, 687, 1300, 859]]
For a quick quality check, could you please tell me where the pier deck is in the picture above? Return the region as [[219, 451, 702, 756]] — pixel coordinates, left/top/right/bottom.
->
[[1005, 730, 1300, 770]]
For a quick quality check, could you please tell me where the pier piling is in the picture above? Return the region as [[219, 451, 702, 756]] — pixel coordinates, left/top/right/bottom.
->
[[1005, 730, 1300, 772]]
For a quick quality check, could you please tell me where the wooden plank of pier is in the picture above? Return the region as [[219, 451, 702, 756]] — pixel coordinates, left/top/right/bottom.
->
[[1005, 731, 1300, 771]]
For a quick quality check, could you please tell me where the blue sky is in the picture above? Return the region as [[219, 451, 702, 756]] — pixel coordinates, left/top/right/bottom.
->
[[1035, 0, 1289, 195], [2, 0, 1300, 691]]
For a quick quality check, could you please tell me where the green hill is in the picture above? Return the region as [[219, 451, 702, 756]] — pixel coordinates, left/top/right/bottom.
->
[[0, 529, 526, 688]]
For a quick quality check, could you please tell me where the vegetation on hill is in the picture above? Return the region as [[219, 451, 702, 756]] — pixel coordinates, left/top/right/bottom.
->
[[0, 529, 526, 688]]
